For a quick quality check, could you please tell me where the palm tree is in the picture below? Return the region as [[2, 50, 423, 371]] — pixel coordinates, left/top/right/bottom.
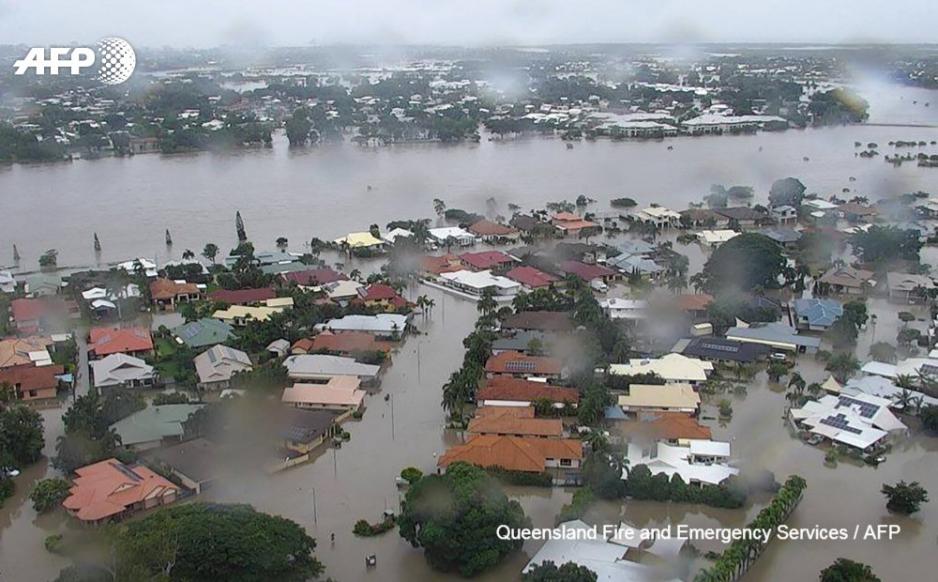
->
[[349, 269, 362, 282], [806, 382, 822, 398], [276, 237, 289, 250], [182, 249, 195, 260], [895, 388, 913, 411], [202, 243, 219, 264], [477, 288, 497, 316], [896, 374, 917, 390], [825, 352, 860, 383], [788, 372, 806, 395]]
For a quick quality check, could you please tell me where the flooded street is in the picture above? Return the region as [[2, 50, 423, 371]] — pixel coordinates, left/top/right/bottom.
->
[[2, 82, 938, 582]]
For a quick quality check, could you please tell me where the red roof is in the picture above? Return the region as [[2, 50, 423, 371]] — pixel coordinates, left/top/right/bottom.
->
[[439, 435, 581, 473], [468, 220, 518, 237], [484, 351, 563, 376], [150, 278, 200, 301], [356, 284, 408, 308], [11, 298, 46, 322], [505, 266, 558, 288], [63, 458, 179, 522], [478, 377, 579, 404], [459, 251, 516, 271], [208, 287, 276, 305], [676, 293, 714, 312], [281, 269, 347, 287], [558, 260, 616, 281], [89, 326, 153, 357], [421, 254, 463, 275], [0, 364, 64, 396]]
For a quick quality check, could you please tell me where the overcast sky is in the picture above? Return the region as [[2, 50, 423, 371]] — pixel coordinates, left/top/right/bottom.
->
[[1, 0, 936, 48]]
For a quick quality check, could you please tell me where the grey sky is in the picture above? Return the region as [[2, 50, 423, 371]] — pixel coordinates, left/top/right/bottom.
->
[[1, 0, 936, 48]]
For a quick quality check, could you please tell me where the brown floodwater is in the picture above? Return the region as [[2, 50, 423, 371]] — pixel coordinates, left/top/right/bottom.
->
[[3, 82, 938, 581]]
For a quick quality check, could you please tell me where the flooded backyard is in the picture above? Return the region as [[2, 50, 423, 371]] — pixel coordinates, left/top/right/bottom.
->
[[2, 82, 938, 581]]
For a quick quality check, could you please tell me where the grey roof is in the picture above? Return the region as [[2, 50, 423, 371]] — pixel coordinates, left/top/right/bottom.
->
[[679, 336, 770, 362], [279, 408, 341, 443], [492, 331, 550, 353], [143, 437, 220, 483], [91, 353, 156, 388], [792, 298, 843, 328], [284, 354, 380, 379], [617, 240, 656, 257], [111, 404, 203, 446], [758, 227, 802, 244], [608, 254, 663, 274], [173, 318, 236, 348], [726, 322, 821, 349], [320, 314, 407, 335], [194, 345, 252, 384]]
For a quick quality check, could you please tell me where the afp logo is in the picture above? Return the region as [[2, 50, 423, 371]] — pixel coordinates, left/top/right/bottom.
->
[[13, 37, 136, 85]]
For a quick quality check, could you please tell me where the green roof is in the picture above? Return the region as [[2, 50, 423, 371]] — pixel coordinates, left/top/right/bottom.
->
[[172, 318, 236, 348], [110, 404, 204, 446]]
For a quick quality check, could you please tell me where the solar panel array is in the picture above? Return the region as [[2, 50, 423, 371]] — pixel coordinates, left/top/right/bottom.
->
[[180, 323, 202, 340], [698, 341, 740, 354], [819, 414, 862, 435], [837, 395, 878, 418], [505, 360, 537, 372]]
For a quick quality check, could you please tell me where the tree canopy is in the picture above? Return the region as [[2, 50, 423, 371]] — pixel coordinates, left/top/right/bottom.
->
[[850, 226, 922, 264], [696, 233, 786, 292], [524, 561, 598, 582], [768, 177, 806, 208], [819, 558, 881, 582], [116, 503, 323, 581], [398, 462, 529, 576], [881, 481, 929, 514]]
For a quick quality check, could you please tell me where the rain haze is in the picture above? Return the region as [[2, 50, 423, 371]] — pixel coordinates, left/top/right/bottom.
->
[[1, 0, 937, 46]]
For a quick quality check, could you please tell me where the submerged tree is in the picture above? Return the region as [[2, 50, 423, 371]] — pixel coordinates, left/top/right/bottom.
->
[[399, 462, 528, 576], [819, 558, 881, 582], [235, 211, 247, 242], [202, 243, 219, 264], [881, 481, 929, 514]]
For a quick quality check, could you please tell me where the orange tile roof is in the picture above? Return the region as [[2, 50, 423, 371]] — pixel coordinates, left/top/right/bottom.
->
[[0, 364, 64, 396], [468, 219, 518, 237], [475, 406, 535, 418], [149, 278, 199, 301], [610, 412, 712, 441], [478, 377, 579, 404], [468, 415, 563, 438], [89, 326, 153, 357], [485, 351, 563, 376], [438, 435, 582, 473], [0, 336, 53, 368], [421, 254, 463, 275], [676, 294, 714, 312], [63, 458, 179, 522]]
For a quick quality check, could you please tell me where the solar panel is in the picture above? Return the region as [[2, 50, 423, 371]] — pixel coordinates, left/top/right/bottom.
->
[[109, 461, 143, 482], [837, 395, 878, 418], [699, 342, 740, 353], [820, 414, 862, 435], [506, 360, 537, 372]]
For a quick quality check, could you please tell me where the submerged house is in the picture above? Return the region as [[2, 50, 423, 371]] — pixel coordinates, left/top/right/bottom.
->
[[63, 458, 180, 524], [438, 434, 583, 485]]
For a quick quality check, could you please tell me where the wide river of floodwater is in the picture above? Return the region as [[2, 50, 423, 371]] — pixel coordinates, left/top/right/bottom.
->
[[2, 81, 938, 582]]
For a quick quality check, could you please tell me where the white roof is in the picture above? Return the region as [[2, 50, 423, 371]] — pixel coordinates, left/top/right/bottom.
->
[[792, 392, 906, 449], [91, 353, 155, 388], [609, 353, 713, 383], [428, 226, 475, 240], [625, 442, 738, 486], [688, 439, 731, 457], [638, 206, 680, 219], [320, 313, 407, 334], [698, 230, 739, 245], [522, 520, 680, 582], [284, 354, 380, 380], [860, 361, 897, 379], [382, 228, 414, 244], [194, 345, 252, 384], [326, 279, 364, 299], [439, 269, 520, 291]]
